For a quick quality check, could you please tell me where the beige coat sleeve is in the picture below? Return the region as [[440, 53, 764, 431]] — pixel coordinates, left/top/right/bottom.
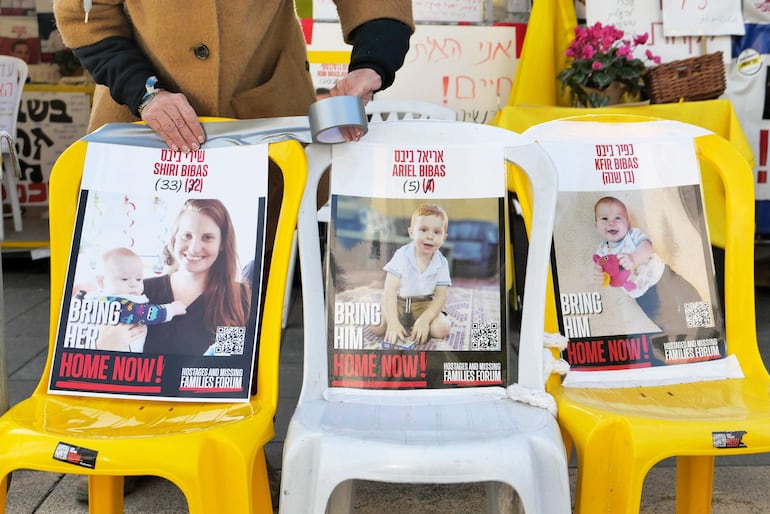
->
[[333, 0, 415, 43], [53, 0, 134, 48]]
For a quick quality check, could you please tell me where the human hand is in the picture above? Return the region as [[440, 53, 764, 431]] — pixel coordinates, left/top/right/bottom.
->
[[618, 252, 635, 270], [384, 322, 408, 345], [96, 323, 147, 351], [330, 68, 381, 142], [410, 316, 431, 344], [140, 91, 206, 153], [167, 300, 187, 320], [592, 263, 607, 288]]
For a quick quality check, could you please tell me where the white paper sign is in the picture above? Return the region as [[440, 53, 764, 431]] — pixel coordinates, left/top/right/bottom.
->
[[661, 0, 745, 37], [742, 0, 770, 24], [16, 88, 91, 205], [307, 22, 524, 124], [312, 0, 484, 22], [586, 0, 732, 62]]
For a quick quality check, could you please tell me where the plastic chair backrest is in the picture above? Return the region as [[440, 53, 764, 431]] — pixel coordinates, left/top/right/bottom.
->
[[281, 120, 571, 513], [520, 115, 766, 513], [0, 56, 27, 236], [0, 119, 306, 514], [0, 56, 26, 140], [365, 98, 457, 122]]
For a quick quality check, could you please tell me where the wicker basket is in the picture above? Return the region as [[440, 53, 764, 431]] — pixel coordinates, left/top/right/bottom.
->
[[644, 52, 726, 104]]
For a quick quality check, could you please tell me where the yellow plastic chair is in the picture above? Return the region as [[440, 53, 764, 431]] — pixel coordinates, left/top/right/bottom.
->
[[0, 123, 307, 513], [512, 114, 767, 513]]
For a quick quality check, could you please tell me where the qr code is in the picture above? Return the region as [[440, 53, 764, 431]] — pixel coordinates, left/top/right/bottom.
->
[[213, 326, 246, 356], [684, 301, 714, 328], [471, 322, 500, 350]]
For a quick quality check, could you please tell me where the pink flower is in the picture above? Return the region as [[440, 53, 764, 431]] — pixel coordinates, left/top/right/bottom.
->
[[591, 61, 602, 71], [581, 45, 596, 60], [634, 33, 649, 45], [645, 49, 661, 64]]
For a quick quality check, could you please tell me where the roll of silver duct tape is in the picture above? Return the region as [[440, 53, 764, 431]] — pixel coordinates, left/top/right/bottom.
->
[[308, 96, 368, 144]]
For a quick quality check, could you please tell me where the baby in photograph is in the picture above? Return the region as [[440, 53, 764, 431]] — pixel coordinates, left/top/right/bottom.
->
[[80, 247, 187, 352], [592, 196, 703, 332]]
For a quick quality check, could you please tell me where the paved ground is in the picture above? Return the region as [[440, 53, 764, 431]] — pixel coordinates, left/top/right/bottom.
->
[[1, 243, 769, 513]]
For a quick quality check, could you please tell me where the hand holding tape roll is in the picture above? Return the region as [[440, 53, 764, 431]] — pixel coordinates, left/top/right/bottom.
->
[[308, 96, 369, 144]]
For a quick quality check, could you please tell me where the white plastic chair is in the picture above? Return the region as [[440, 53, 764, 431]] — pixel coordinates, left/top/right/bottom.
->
[[0, 55, 27, 239], [365, 98, 458, 122], [281, 100, 457, 328], [280, 120, 571, 513]]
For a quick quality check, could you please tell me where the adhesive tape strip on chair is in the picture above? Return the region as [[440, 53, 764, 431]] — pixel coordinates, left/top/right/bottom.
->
[[308, 96, 368, 144]]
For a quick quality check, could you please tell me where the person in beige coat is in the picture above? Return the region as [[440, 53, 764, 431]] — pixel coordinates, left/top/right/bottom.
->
[[54, 0, 414, 150], [53, 0, 414, 506]]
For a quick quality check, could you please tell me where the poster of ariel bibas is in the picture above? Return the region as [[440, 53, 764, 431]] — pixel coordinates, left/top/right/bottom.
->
[[326, 139, 509, 389], [525, 120, 733, 386], [48, 140, 268, 401]]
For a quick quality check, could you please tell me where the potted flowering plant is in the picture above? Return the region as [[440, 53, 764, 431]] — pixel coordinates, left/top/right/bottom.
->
[[557, 22, 661, 107]]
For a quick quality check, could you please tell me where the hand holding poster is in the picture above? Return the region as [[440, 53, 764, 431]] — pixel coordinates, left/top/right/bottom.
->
[[49, 141, 268, 401], [524, 120, 742, 387], [327, 137, 508, 389]]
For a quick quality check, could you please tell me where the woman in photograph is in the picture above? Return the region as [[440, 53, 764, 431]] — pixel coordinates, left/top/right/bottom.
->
[[97, 198, 250, 355], [143, 198, 250, 355]]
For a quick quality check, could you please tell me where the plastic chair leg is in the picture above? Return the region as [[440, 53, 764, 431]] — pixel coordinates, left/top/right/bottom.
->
[[327, 479, 355, 514], [3, 164, 22, 233], [250, 448, 275, 514], [87, 475, 124, 514], [283, 230, 298, 329], [0, 474, 7, 510], [573, 421, 645, 514], [675, 455, 715, 514], [485, 481, 524, 514]]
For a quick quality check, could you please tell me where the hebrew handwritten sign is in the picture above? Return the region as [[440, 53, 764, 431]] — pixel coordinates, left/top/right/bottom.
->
[[661, 0, 744, 37], [312, 0, 484, 22], [587, 0, 732, 62], [307, 21, 525, 124]]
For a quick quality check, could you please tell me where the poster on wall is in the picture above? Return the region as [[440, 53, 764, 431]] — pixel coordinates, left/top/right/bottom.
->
[[0, 14, 39, 64], [327, 140, 507, 389], [15, 88, 91, 206], [524, 120, 740, 388], [48, 141, 268, 402], [724, 5, 770, 231]]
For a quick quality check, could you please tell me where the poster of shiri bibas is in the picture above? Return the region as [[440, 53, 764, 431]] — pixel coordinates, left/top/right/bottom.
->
[[525, 119, 740, 388], [326, 139, 509, 389], [48, 141, 268, 401]]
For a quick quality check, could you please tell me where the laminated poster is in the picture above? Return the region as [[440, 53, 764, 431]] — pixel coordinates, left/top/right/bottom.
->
[[524, 120, 736, 388], [48, 142, 268, 401], [327, 140, 508, 389]]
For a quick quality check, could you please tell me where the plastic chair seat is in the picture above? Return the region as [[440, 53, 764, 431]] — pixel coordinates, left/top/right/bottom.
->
[[559, 378, 770, 421], [304, 390, 552, 440], [5, 395, 269, 436], [285, 394, 566, 510]]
